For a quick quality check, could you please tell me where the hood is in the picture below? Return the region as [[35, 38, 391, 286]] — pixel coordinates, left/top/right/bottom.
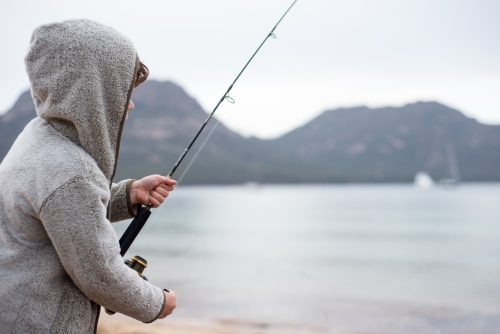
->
[[25, 19, 139, 183]]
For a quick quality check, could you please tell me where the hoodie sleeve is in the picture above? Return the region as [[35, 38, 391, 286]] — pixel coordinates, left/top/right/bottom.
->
[[109, 179, 138, 222], [39, 175, 165, 323]]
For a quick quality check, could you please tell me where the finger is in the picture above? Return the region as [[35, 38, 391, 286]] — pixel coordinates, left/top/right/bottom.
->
[[154, 187, 169, 197], [157, 183, 175, 192], [149, 195, 161, 208], [150, 190, 166, 207], [139, 193, 150, 206], [155, 175, 177, 186]]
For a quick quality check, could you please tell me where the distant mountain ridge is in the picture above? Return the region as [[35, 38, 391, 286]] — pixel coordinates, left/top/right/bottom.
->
[[272, 102, 500, 181], [1, 80, 499, 183]]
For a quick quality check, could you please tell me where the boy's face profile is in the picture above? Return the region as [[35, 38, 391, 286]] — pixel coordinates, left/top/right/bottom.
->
[[126, 100, 134, 120]]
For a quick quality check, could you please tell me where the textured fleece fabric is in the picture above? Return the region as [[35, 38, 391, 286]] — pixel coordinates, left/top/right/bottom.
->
[[0, 19, 165, 333]]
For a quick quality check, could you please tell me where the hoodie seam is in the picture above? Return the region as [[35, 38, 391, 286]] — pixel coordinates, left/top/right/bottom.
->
[[39, 175, 93, 217], [48, 292, 65, 332]]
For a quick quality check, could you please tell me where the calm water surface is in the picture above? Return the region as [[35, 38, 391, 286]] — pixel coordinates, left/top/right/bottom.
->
[[113, 184, 500, 333]]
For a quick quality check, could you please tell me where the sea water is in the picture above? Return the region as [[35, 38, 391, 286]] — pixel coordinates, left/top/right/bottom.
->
[[113, 183, 500, 333]]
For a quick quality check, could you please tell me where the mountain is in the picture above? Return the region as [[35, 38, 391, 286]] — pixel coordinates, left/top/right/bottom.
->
[[117, 80, 315, 184], [271, 102, 500, 182], [1, 80, 499, 183], [0, 91, 36, 158]]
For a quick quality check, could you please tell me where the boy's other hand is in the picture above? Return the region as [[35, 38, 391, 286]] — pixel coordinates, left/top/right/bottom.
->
[[158, 290, 177, 319]]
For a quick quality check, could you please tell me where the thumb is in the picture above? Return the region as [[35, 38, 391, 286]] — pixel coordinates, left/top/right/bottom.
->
[[157, 175, 177, 186]]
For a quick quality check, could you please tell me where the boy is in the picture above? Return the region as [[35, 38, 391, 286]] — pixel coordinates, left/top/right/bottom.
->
[[0, 19, 176, 332]]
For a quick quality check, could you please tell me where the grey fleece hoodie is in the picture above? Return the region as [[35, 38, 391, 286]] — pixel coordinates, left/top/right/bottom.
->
[[0, 19, 165, 332]]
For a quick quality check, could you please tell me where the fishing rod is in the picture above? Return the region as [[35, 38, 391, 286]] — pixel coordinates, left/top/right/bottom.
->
[[119, 0, 297, 261]]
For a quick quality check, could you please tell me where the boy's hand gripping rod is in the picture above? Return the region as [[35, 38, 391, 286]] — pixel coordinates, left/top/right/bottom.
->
[[118, 0, 298, 258]]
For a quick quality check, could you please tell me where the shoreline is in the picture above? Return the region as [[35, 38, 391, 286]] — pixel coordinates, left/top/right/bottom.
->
[[96, 312, 336, 334]]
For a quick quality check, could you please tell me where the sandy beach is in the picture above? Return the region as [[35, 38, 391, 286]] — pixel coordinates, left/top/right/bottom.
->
[[96, 311, 339, 334], [97, 317, 260, 334]]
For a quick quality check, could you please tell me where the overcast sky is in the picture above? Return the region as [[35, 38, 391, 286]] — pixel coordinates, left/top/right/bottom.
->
[[1, 0, 499, 138]]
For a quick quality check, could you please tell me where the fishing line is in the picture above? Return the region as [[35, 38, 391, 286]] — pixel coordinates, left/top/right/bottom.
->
[[118, 0, 299, 257], [122, 120, 220, 241], [161, 0, 299, 186], [177, 121, 220, 185]]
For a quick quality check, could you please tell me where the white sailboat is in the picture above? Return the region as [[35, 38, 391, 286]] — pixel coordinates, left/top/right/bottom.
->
[[414, 171, 434, 189], [440, 141, 461, 187]]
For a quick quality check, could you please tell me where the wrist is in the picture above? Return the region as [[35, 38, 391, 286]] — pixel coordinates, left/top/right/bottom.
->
[[128, 180, 140, 204], [126, 179, 138, 215]]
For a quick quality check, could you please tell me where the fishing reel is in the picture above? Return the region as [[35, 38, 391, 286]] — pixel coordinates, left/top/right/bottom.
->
[[105, 255, 148, 315]]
